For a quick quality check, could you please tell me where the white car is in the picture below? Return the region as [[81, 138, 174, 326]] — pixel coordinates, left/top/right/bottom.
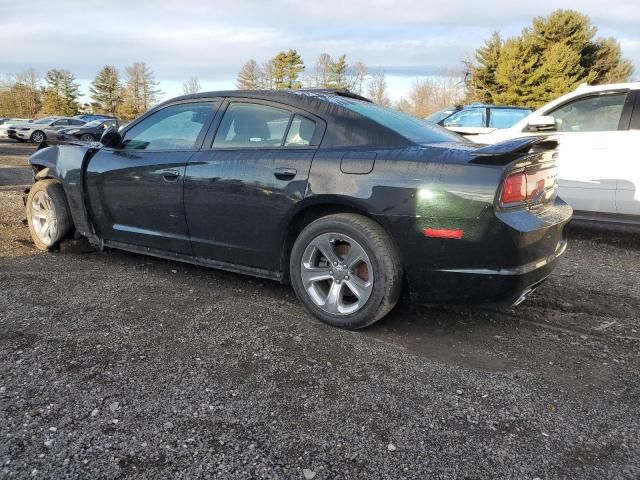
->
[[0, 118, 31, 138], [473, 82, 640, 226]]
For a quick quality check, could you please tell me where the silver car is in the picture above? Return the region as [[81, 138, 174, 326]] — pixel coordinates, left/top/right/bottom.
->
[[7, 117, 85, 143], [0, 118, 32, 139]]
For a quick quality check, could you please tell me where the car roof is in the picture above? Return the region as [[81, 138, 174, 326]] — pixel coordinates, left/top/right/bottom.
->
[[464, 103, 530, 110], [574, 81, 640, 93]]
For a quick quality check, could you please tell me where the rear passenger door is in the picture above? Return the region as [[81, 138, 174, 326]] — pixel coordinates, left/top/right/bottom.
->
[[616, 90, 640, 215], [184, 99, 324, 272]]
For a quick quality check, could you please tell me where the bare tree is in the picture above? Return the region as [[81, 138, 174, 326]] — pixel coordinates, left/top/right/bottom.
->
[[347, 61, 368, 95], [119, 62, 162, 118], [403, 72, 465, 118], [236, 59, 264, 90], [0, 70, 41, 118], [182, 76, 201, 95], [367, 70, 391, 107], [312, 53, 333, 87]]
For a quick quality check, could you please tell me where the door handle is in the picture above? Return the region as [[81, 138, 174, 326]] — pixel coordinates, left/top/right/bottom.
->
[[162, 169, 180, 181], [274, 167, 297, 180]]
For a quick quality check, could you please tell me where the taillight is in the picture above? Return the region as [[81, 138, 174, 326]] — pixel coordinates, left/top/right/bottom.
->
[[500, 168, 557, 206]]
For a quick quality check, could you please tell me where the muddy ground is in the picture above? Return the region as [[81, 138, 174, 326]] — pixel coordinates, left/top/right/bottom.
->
[[1, 141, 639, 479]]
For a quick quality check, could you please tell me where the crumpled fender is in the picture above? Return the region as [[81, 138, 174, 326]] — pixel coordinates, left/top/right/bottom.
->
[[29, 144, 102, 246]]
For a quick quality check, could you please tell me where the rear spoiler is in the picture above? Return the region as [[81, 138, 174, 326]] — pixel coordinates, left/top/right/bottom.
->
[[469, 136, 558, 165]]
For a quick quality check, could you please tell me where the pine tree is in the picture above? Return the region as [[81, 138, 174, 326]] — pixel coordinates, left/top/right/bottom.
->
[[89, 65, 122, 115], [465, 9, 634, 108], [42, 69, 80, 116], [271, 50, 305, 89], [329, 54, 348, 89], [119, 62, 162, 118], [236, 60, 264, 89]]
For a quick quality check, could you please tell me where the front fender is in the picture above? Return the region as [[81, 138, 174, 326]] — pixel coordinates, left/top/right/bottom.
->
[[28, 144, 101, 246]]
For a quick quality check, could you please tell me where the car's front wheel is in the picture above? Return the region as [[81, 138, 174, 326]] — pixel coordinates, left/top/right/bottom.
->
[[290, 213, 403, 329], [80, 133, 95, 142], [30, 130, 45, 144], [26, 179, 73, 250]]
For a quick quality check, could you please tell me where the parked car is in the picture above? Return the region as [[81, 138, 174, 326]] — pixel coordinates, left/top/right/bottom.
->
[[0, 118, 32, 138], [49, 118, 119, 144], [430, 103, 532, 136], [424, 106, 462, 124], [24, 90, 571, 329], [8, 117, 85, 143], [73, 114, 116, 122], [473, 82, 640, 225]]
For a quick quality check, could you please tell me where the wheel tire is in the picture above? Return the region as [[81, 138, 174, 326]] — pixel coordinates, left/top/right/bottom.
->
[[80, 133, 95, 142], [26, 179, 73, 251], [30, 130, 45, 144], [290, 213, 403, 330]]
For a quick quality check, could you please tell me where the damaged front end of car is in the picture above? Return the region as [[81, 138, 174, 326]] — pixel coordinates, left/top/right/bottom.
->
[[24, 143, 102, 248]]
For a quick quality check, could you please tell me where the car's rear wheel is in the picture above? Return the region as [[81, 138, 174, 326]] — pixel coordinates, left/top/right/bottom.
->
[[26, 179, 73, 251], [30, 130, 45, 144], [290, 213, 403, 329], [80, 133, 95, 142]]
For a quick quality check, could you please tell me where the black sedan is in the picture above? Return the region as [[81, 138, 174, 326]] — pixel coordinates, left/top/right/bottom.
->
[[24, 89, 572, 329], [50, 118, 119, 144]]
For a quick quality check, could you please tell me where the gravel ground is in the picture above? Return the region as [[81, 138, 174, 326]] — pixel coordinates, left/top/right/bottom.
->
[[1, 141, 639, 479]]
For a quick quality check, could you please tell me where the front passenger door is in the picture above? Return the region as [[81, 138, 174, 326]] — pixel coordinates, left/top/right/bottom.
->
[[85, 100, 219, 254]]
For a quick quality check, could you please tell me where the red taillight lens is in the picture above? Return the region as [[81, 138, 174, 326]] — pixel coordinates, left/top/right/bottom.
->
[[501, 172, 526, 204], [500, 168, 557, 206]]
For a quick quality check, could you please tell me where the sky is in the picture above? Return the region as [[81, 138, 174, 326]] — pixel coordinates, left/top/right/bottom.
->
[[1, 0, 639, 103]]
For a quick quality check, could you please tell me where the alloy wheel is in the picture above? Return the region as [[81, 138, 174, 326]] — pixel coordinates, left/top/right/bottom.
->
[[30, 190, 58, 247], [300, 232, 373, 315]]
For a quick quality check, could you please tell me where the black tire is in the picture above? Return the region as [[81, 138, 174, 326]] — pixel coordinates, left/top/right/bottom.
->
[[25, 179, 73, 251], [30, 130, 45, 144], [80, 133, 95, 142], [290, 213, 403, 329]]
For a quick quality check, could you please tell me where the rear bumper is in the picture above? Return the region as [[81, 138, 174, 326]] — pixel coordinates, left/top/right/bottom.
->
[[392, 197, 573, 306]]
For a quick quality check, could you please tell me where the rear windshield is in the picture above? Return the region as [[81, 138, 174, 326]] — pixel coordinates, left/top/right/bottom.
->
[[335, 97, 463, 144]]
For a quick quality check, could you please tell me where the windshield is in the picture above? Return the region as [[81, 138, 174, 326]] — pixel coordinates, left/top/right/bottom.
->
[[33, 117, 56, 125], [83, 120, 103, 128], [337, 98, 463, 144], [424, 108, 457, 124]]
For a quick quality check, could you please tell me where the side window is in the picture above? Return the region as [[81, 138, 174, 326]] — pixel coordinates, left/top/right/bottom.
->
[[444, 108, 485, 128], [549, 93, 627, 132], [71, 119, 85, 126], [489, 109, 531, 129], [213, 103, 291, 148], [122, 102, 214, 151], [285, 115, 316, 146], [52, 120, 68, 126]]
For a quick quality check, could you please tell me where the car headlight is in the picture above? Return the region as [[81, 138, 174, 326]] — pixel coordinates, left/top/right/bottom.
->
[[20, 127, 30, 131], [66, 129, 79, 134]]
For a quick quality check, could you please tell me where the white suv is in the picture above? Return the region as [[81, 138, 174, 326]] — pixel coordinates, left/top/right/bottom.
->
[[473, 82, 640, 226]]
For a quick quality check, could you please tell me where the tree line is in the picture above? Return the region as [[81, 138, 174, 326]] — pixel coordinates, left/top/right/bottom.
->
[[0, 62, 164, 120]]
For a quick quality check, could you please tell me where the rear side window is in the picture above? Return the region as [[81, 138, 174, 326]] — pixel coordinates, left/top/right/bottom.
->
[[444, 108, 486, 128], [285, 115, 316, 146], [214, 103, 293, 148], [122, 102, 215, 150], [549, 93, 627, 132], [489, 109, 531, 128], [335, 97, 462, 144]]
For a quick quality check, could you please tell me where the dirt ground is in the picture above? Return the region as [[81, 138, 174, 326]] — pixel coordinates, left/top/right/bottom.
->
[[1, 141, 639, 479]]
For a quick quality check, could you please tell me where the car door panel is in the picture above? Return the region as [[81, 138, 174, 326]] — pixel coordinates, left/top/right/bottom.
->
[[615, 129, 640, 215], [84, 100, 219, 255], [85, 149, 194, 254], [184, 148, 314, 270]]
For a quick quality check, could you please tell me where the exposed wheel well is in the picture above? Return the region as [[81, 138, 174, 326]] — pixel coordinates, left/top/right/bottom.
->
[[279, 203, 396, 283]]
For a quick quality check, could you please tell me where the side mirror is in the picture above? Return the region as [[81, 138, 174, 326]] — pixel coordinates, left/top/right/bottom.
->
[[100, 127, 122, 148], [526, 115, 556, 132]]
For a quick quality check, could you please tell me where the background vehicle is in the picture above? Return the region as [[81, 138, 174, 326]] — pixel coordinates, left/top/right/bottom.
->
[[73, 114, 116, 122], [424, 106, 462, 124], [49, 118, 119, 144], [473, 82, 640, 225], [432, 103, 532, 136], [24, 90, 571, 329], [0, 118, 32, 138], [7, 117, 85, 143]]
